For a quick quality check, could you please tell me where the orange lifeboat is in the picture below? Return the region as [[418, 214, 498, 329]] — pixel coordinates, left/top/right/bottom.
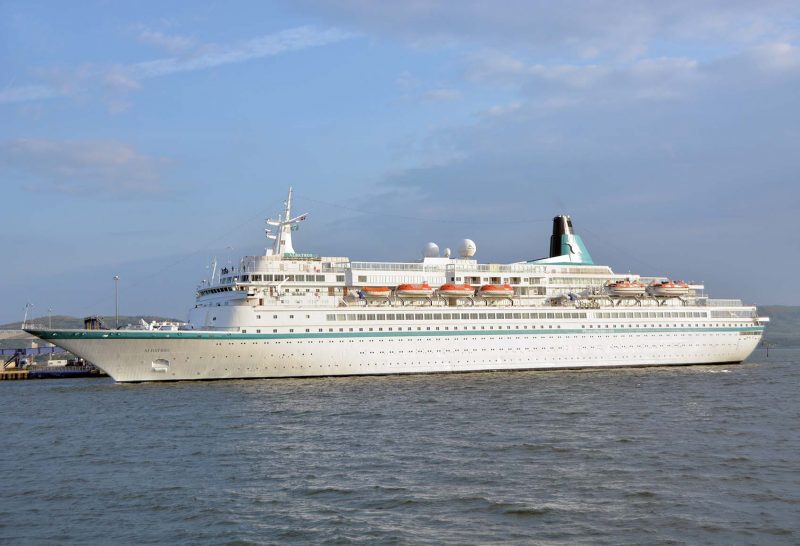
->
[[478, 284, 514, 298], [395, 283, 434, 298], [649, 280, 690, 297], [438, 283, 475, 298], [606, 280, 647, 297], [361, 286, 392, 299]]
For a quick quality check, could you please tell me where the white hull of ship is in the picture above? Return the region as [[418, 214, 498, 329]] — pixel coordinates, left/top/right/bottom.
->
[[40, 327, 763, 383]]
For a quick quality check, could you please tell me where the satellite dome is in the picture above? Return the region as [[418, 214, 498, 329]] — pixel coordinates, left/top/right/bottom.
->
[[423, 242, 440, 258], [443, 248, 452, 258], [459, 239, 476, 257]]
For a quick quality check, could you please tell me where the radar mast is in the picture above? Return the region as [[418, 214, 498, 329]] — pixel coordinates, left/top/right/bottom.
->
[[265, 187, 308, 256]]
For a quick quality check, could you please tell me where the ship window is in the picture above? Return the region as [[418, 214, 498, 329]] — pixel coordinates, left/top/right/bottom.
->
[[357, 314, 366, 320], [327, 314, 335, 321], [479, 313, 487, 319], [488, 313, 496, 319], [387, 314, 395, 320], [337, 275, 345, 282], [434, 314, 442, 320], [358, 275, 367, 282], [415, 314, 424, 320]]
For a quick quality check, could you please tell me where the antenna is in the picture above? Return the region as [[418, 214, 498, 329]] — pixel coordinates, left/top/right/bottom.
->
[[264, 186, 309, 256], [22, 302, 33, 329]]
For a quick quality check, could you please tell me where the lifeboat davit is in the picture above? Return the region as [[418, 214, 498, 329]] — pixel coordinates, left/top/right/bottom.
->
[[478, 284, 514, 298], [438, 284, 475, 298], [649, 280, 690, 297], [361, 286, 392, 299], [395, 283, 434, 298], [606, 280, 647, 297]]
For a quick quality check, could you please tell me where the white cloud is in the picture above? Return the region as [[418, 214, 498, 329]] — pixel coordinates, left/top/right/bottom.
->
[[407, 88, 462, 102], [485, 101, 522, 116], [0, 84, 63, 104], [0, 139, 171, 196], [294, 1, 800, 59], [127, 26, 354, 80], [0, 26, 356, 106], [746, 42, 800, 72], [137, 29, 195, 53]]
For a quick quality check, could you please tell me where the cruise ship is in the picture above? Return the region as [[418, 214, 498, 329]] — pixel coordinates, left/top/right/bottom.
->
[[26, 188, 767, 382]]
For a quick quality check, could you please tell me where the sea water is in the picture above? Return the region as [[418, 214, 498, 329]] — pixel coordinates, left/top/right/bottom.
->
[[1, 348, 798, 544]]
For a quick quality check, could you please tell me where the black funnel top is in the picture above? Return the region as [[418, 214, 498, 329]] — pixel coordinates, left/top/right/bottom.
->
[[549, 215, 574, 258]]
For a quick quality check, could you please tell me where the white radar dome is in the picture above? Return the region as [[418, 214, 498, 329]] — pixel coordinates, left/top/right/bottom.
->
[[423, 242, 440, 258], [459, 239, 477, 257], [443, 248, 451, 258]]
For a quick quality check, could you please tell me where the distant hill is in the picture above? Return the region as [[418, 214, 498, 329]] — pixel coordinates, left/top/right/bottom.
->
[[759, 306, 800, 348], [0, 314, 181, 331], [0, 315, 181, 350]]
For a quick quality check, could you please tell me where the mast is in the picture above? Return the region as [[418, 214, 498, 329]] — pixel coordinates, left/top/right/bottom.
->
[[265, 187, 308, 256]]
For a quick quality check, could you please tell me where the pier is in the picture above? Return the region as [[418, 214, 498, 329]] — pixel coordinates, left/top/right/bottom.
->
[[1, 333, 105, 380]]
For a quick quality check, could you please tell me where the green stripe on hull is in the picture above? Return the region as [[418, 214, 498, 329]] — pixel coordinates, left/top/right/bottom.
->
[[26, 326, 765, 342]]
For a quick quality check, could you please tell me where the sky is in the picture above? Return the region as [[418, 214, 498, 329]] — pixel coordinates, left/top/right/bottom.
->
[[1, 0, 799, 323]]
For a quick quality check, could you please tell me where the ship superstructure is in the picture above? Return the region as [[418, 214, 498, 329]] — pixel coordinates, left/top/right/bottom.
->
[[27, 188, 767, 382]]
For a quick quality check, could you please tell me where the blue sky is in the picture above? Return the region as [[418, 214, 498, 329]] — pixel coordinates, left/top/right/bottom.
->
[[1, 1, 799, 323]]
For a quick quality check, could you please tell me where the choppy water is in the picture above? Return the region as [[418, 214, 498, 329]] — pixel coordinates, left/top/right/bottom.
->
[[2, 349, 799, 545]]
